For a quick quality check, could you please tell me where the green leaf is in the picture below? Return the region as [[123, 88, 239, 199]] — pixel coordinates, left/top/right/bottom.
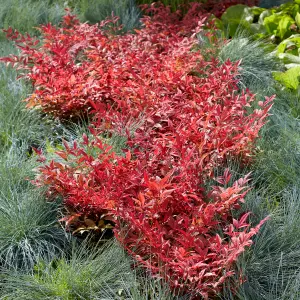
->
[[258, 10, 271, 25], [221, 5, 253, 36], [285, 63, 300, 69], [276, 35, 300, 55], [263, 13, 283, 35], [277, 3, 300, 18], [249, 23, 265, 34], [278, 53, 300, 65], [273, 66, 300, 90], [277, 42, 287, 54], [264, 13, 295, 40], [296, 12, 300, 28], [249, 6, 266, 18], [278, 15, 296, 40]]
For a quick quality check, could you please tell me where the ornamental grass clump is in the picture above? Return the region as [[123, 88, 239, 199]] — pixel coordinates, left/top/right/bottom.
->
[[0, 239, 136, 299], [0, 145, 69, 272]]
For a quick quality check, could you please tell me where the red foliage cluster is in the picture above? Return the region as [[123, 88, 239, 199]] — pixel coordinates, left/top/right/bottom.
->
[[36, 132, 269, 299], [0, 3, 208, 118], [2, 3, 273, 299], [0, 1, 259, 118]]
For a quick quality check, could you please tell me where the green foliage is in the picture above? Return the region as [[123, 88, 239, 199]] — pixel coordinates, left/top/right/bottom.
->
[[217, 1, 300, 41], [221, 5, 264, 37], [215, 1, 300, 91], [276, 34, 300, 56], [217, 5, 266, 38], [273, 66, 300, 89], [264, 13, 295, 39]]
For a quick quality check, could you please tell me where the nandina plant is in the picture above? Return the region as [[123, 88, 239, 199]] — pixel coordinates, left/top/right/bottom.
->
[[3, 4, 274, 298], [34, 124, 270, 299], [0, 4, 210, 119], [0, 2, 261, 118], [33, 57, 273, 299]]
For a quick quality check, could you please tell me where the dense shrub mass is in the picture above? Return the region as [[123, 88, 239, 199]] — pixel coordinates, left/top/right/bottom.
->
[[1, 4, 217, 119], [0, 4, 270, 298]]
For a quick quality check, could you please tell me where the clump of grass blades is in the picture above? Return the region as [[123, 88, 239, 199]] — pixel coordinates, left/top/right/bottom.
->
[[221, 187, 300, 300], [0, 0, 141, 39], [274, 87, 300, 119], [76, 0, 142, 32], [124, 276, 191, 300], [218, 34, 282, 94], [0, 236, 192, 299], [0, 137, 69, 272], [0, 239, 136, 300], [0, 0, 65, 38], [0, 41, 56, 152], [253, 104, 300, 194], [0, 187, 68, 272], [0, 143, 40, 197]]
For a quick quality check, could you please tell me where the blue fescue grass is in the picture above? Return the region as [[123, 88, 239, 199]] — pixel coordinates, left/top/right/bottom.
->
[[218, 34, 282, 94], [217, 31, 300, 300], [0, 143, 70, 272], [0, 41, 56, 152], [217, 34, 300, 194], [0, 0, 65, 38], [76, 0, 141, 32], [0, 239, 134, 299], [0, 238, 184, 300], [220, 187, 300, 300], [0, 0, 141, 39]]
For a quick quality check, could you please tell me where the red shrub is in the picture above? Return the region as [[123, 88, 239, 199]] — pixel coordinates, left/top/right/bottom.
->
[[34, 57, 273, 299], [35, 101, 271, 298], [3, 4, 273, 298], [0, 4, 208, 118]]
